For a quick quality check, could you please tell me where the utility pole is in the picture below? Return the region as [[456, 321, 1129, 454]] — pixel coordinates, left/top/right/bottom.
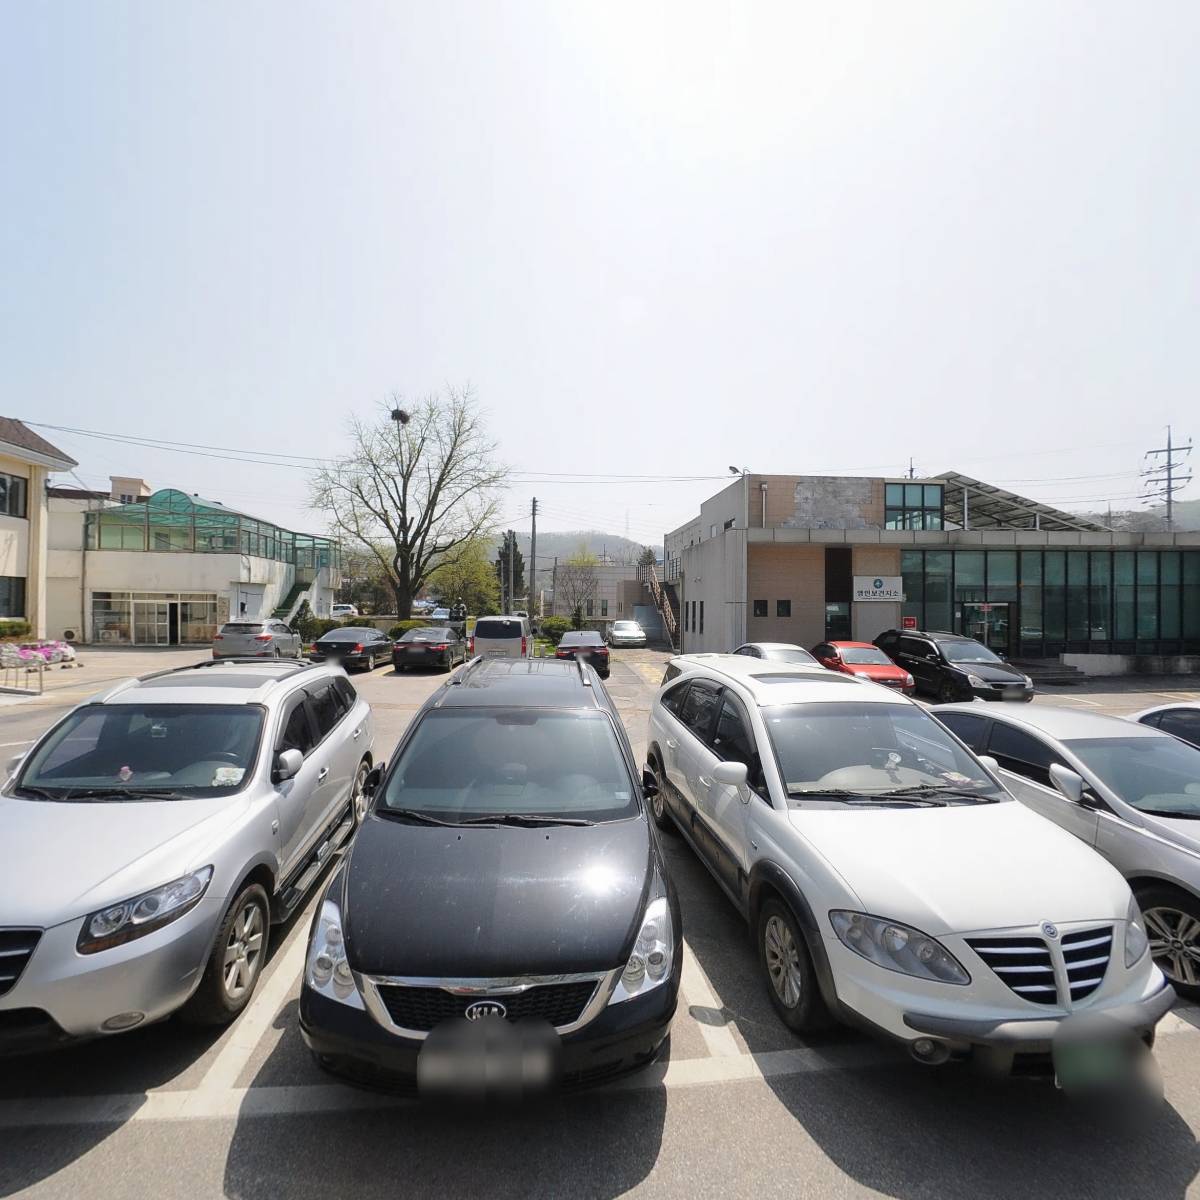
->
[[530, 497, 538, 616], [907, 458, 915, 479], [1142, 426, 1193, 531], [506, 530, 515, 612], [551, 556, 558, 617]]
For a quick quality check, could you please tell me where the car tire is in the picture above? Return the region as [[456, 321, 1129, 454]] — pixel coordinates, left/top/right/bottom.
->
[[647, 758, 675, 834], [937, 679, 958, 705], [178, 883, 271, 1027], [756, 898, 828, 1035], [350, 758, 371, 828], [1136, 884, 1200, 1000]]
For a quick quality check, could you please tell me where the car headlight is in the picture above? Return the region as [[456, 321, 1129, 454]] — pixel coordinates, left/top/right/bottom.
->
[[1022, 675, 1033, 687], [829, 911, 970, 985], [904, 673, 914, 688], [305, 897, 364, 1008], [609, 896, 674, 1004], [966, 674, 986, 688], [77, 866, 213, 954], [1125, 897, 1149, 968]]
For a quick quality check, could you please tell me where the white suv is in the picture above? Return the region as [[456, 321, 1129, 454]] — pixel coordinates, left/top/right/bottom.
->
[[645, 655, 1173, 1074]]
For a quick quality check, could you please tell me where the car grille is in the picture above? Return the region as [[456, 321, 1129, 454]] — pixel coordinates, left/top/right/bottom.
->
[[374, 980, 599, 1032], [0, 929, 41, 998], [966, 926, 1112, 1006]]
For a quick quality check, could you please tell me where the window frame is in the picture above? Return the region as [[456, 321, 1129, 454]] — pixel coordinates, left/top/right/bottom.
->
[[753, 599, 768, 618], [709, 689, 771, 802], [984, 721, 1066, 789], [677, 679, 721, 742]]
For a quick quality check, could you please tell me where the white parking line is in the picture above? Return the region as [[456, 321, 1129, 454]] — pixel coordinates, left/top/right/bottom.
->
[[678, 942, 743, 1058], [189, 898, 317, 1096], [0, 740, 33, 747]]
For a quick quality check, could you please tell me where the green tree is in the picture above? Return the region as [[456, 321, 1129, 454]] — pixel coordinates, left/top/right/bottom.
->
[[428, 538, 500, 616], [638, 545, 657, 568], [494, 531, 526, 608]]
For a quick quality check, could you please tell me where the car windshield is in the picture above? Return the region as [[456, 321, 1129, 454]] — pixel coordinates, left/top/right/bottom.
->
[[1065, 736, 1200, 817], [400, 628, 449, 642], [763, 648, 818, 665], [937, 640, 1002, 664], [763, 702, 1003, 802], [839, 647, 893, 666], [380, 709, 636, 822], [14, 704, 265, 799]]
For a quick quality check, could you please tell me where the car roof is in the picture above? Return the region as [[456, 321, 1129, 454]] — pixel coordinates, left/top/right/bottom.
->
[[738, 642, 814, 652], [430, 657, 607, 710], [667, 654, 894, 707], [825, 640, 878, 649], [938, 702, 1165, 741], [1129, 700, 1200, 719], [96, 660, 339, 707]]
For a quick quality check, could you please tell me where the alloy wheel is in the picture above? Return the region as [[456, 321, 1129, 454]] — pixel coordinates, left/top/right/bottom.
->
[[764, 914, 803, 1008], [1143, 906, 1200, 988], [352, 762, 370, 824], [223, 901, 265, 1000]]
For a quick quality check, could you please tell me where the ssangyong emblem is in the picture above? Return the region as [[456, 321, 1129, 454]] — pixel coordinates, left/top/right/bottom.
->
[[1041, 921, 1059, 939], [464, 1000, 507, 1021]]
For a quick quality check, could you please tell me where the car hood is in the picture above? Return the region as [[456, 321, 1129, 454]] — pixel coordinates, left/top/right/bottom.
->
[[847, 665, 909, 682], [1135, 810, 1200, 860], [788, 800, 1129, 935], [342, 814, 652, 977], [945, 660, 1025, 683], [0, 793, 244, 926]]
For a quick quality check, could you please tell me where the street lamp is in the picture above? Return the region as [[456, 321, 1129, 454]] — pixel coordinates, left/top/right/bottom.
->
[[729, 465, 748, 475]]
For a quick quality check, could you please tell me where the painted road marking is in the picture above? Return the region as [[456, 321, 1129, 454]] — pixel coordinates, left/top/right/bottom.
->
[[679, 942, 743, 1058]]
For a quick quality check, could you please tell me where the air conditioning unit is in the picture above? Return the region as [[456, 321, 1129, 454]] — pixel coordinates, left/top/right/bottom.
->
[[63, 629, 78, 642]]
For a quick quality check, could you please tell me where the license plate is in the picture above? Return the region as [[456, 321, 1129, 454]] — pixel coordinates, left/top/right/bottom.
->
[[417, 1017, 561, 1101]]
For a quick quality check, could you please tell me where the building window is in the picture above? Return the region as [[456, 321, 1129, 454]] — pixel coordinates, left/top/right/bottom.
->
[[600, 599, 608, 617], [723, 517, 735, 530], [699, 601, 704, 634], [119, 493, 134, 504], [710, 524, 717, 538], [753, 599, 767, 618], [586, 599, 594, 616], [0, 576, 26, 618], [777, 599, 791, 618], [884, 483, 943, 531], [0, 473, 28, 519]]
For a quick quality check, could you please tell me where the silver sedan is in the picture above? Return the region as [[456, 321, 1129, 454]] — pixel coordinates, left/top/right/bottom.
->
[[937, 702, 1200, 997]]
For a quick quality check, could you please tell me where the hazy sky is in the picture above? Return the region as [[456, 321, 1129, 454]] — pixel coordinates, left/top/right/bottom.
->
[[3, 1, 1197, 545]]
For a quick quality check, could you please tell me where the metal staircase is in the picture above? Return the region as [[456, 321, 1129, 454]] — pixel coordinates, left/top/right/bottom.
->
[[640, 564, 678, 651]]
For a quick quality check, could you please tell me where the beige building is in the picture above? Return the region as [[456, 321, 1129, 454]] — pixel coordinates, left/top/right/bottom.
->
[[0, 417, 77, 636]]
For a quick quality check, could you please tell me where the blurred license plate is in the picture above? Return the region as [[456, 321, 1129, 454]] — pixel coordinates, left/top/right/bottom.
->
[[418, 1018, 561, 1101], [1004, 687, 1024, 697]]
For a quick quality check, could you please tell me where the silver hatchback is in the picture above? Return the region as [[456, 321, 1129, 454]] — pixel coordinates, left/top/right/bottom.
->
[[213, 619, 302, 660], [0, 659, 375, 1053]]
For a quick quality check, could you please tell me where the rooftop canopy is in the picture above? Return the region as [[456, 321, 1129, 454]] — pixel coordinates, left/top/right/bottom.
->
[[85, 488, 339, 568], [938, 471, 1108, 533]]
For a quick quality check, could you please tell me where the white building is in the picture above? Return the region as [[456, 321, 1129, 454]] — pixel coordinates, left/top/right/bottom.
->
[[46, 486, 341, 645]]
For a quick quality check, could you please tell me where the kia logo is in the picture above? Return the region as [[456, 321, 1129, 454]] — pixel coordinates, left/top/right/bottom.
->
[[1041, 921, 1059, 939], [464, 1000, 507, 1021]]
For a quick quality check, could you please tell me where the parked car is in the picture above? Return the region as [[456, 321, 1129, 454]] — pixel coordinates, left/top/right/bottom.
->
[[937, 703, 1200, 999], [212, 620, 302, 660], [1130, 702, 1200, 750], [392, 627, 468, 673], [608, 620, 647, 648], [644, 654, 1172, 1072], [874, 629, 1034, 703], [730, 642, 821, 667], [330, 604, 360, 619], [555, 631, 610, 679], [469, 615, 531, 661], [0, 659, 374, 1053], [309, 627, 392, 672], [300, 657, 681, 1095], [810, 640, 915, 694]]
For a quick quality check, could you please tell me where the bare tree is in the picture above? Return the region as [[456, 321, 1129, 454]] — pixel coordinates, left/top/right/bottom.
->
[[311, 388, 507, 618], [555, 555, 598, 624]]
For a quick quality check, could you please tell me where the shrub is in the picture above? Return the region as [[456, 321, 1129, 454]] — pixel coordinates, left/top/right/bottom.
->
[[0, 618, 31, 640], [539, 616, 572, 644]]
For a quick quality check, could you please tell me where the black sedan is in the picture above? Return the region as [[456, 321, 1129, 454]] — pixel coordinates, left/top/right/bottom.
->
[[554, 630, 610, 678], [393, 627, 469, 673], [299, 658, 681, 1097], [309, 626, 392, 672]]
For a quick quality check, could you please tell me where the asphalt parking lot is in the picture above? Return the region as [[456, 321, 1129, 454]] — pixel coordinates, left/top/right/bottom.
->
[[3, 649, 1200, 1199]]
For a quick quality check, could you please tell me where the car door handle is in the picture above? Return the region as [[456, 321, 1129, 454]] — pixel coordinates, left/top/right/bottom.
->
[[666, 739, 678, 750], [317, 766, 329, 782], [352, 728, 361, 740]]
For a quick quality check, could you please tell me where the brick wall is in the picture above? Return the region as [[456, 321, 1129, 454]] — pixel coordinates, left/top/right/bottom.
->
[[745, 544, 825, 648]]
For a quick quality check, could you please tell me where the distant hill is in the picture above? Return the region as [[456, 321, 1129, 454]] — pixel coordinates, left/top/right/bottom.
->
[[492, 529, 655, 570], [1076, 498, 1200, 532]]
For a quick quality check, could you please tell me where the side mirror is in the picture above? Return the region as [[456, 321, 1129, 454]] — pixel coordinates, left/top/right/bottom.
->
[[1049, 763, 1085, 805], [275, 748, 304, 781], [6, 753, 25, 776], [977, 754, 1000, 775], [641, 767, 659, 798], [363, 764, 385, 797], [712, 760, 749, 787]]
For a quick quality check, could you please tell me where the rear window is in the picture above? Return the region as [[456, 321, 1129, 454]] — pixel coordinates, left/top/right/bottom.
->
[[474, 619, 522, 639], [321, 628, 369, 642], [560, 632, 604, 646], [380, 709, 636, 821], [220, 623, 263, 633], [400, 628, 451, 642]]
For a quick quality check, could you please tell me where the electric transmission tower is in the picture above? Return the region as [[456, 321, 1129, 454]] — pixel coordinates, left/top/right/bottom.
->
[[1141, 426, 1193, 531]]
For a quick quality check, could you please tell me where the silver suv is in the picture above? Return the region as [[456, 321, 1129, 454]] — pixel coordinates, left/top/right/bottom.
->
[[213, 619, 303, 660], [0, 658, 374, 1053]]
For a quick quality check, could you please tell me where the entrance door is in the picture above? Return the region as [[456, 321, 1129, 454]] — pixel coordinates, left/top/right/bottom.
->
[[962, 602, 1011, 655], [168, 603, 180, 645], [133, 601, 170, 645]]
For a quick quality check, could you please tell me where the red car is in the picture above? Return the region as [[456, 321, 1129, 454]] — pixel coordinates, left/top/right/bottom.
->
[[810, 640, 915, 694]]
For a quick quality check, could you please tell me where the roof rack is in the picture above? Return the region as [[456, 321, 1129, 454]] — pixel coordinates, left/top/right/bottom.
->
[[575, 657, 593, 688], [447, 655, 487, 686], [133, 657, 324, 684]]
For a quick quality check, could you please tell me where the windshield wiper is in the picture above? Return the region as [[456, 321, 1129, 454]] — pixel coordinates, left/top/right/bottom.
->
[[1139, 808, 1200, 820], [457, 813, 596, 827], [878, 784, 1001, 805], [60, 787, 193, 802], [377, 808, 476, 827], [787, 788, 946, 807], [13, 785, 67, 802]]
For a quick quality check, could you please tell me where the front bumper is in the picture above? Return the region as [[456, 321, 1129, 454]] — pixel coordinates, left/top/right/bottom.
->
[[0, 896, 226, 1054], [970, 683, 1035, 702], [300, 973, 678, 1093]]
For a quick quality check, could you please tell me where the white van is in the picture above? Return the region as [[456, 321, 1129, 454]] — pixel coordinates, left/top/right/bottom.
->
[[470, 615, 531, 659]]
